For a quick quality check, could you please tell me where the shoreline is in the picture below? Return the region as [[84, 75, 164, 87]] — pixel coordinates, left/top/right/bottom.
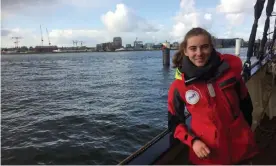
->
[[2, 47, 243, 55], [1, 49, 170, 55]]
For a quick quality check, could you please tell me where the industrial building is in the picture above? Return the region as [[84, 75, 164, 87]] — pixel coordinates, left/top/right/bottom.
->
[[212, 38, 244, 48], [113, 37, 122, 49], [34, 45, 58, 53], [171, 42, 180, 49], [134, 41, 143, 49], [144, 43, 154, 50], [126, 44, 132, 48], [96, 44, 103, 51]]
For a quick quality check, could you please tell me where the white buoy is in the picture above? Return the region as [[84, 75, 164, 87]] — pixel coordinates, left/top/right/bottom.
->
[[235, 38, 241, 56]]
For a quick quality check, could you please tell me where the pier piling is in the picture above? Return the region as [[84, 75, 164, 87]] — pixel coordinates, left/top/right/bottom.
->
[[235, 38, 241, 56], [162, 42, 170, 66]]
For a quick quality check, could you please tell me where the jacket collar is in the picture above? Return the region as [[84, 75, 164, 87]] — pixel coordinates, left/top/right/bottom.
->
[[175, 54, 230, 85]]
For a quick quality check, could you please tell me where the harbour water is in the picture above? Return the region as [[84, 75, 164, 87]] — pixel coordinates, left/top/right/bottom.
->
[[1, 48, 254, 164]]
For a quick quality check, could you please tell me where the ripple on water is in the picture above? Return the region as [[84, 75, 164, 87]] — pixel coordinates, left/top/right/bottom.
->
[[1, 49, 246, 164]]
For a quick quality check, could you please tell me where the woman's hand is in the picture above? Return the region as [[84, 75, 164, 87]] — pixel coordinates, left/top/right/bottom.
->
[[192, 139, 211, 159]]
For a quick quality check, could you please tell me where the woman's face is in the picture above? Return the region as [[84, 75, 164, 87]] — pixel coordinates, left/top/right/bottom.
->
[[184, 35, 212, 67]]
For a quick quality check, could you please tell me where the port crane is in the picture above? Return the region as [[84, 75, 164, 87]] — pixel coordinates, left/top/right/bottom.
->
[[46, 28, 51, 46], [79, 41, 84, 47], [11, 36, 22, 48], [40, 25, 44, 46], [73, 40, 79, 47]]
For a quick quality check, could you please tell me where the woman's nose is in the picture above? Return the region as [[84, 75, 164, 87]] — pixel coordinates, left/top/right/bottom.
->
[[196, 48, 203, 56]]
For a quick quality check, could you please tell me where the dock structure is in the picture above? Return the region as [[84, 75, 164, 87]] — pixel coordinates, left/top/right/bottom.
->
[[235, 38, 242, 56], [119, 0, 276, 165], [162, 42, 170, 66]]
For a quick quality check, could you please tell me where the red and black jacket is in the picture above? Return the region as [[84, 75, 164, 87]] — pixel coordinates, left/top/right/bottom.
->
[[168, 53, 258, 164]]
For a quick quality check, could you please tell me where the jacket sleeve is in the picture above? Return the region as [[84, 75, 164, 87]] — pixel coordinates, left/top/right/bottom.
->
[[168, 82, 196, 148], [237, 76, 253, 126]]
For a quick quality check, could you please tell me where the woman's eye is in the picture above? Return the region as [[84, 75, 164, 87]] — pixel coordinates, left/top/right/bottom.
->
[[190, 47, 196, 51], [202, 45, 209, 49]]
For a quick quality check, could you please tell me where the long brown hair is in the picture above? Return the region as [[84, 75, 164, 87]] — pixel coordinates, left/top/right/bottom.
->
[[172, 27, 213, 68]]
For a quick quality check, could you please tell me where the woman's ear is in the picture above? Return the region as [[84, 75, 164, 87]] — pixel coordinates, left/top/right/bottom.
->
[[183, 49, 188, 56]]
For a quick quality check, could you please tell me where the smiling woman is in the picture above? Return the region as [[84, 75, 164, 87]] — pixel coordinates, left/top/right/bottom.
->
[[168, 27, 258, 164], [172, 28, 214, 68]]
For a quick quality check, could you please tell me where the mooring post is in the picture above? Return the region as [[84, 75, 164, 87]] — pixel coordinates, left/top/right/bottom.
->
[[235, 38, 241, 56], [162, 41, 170, 66]]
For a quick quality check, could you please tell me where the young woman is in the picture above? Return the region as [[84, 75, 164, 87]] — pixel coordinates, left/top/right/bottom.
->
[[168, 27, 259, 164]]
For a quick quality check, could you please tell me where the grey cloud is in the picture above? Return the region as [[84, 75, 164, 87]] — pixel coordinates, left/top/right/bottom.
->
[[1, 0, 60, 19], [1, 29, 11, 36], [2, 0, 58, 9], [2, 0, 61, 20]]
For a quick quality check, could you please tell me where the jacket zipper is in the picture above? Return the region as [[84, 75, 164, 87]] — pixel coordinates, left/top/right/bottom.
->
[[205, 82, 213, 106], [228, 128, 232, 163], [207, 83, 233, 163], [222, 90, 233, 163]]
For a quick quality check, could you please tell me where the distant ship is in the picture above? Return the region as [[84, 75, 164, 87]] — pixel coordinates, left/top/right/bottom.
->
[[2, 50, 18, 54], [115, 48, 126, 51]]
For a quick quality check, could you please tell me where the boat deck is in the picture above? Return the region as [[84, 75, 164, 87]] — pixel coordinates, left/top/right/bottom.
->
[[252, 74, 276, 164], [249, 63, 276, 164], [253, 115, 276, 164]]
